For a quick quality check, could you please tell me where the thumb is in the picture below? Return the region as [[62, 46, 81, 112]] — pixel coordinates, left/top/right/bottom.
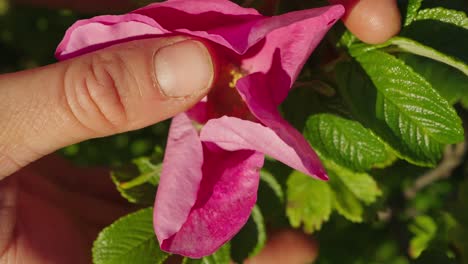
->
[[0, 37, 215, 178]]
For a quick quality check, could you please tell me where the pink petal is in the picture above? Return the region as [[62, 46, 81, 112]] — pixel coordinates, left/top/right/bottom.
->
[[241, 5, 344, 104], [173, 5, 343, 56], [134, 0, 261, 19], [159, 143, 264, 257], [56, 1, 343, 62], [237, 51, 327, 180], [186, 98, 210, 124], [56, 0, 262, 59], [55, 14, 169, 59], [154, 113, 204, 245], [200, 116, 327, 180]]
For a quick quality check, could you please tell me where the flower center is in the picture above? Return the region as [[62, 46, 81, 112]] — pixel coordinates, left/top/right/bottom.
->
[[228, 67, 245, 89], [207, 64, 255, 121]]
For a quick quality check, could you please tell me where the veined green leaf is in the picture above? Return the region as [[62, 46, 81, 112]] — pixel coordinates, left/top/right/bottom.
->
[[386, 37, 468, 75], [329, 175, 364, 223], [324, 160, 382, 205], [401, 11, 468, 73], [92, 208, 169, 264], [355, 50, 463, 146], [336, 60, 443, 166], [415, 7, 468, 28], [399, 54, 468, 104], [286, 171, 333, 233], [405, 0, 423, 26], [305, 113, 389, 171]]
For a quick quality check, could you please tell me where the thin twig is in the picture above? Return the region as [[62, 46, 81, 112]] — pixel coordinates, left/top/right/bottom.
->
[[405, 142, 467, 199]]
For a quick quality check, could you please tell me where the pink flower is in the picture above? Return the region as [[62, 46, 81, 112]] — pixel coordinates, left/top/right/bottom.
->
[[56, 0, 343, 258]]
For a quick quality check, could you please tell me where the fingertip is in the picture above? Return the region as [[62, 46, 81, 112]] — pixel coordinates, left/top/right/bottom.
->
[[334, 0, 401, 44], [154, 40, 215, 99]]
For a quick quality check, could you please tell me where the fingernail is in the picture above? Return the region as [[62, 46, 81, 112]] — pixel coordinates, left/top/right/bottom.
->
[[154, 40, 214, 98]]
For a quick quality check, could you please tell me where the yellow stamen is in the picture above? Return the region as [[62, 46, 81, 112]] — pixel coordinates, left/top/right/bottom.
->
[[228, 67, 246, 88]]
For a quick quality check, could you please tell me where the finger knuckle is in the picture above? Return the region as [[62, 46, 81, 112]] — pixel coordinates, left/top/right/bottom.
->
[[64, 53, 132, 134]]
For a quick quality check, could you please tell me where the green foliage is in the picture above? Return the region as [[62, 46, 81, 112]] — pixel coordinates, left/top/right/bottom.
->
[[399, 54, 468, 105], [401, 8, 468, 71], [325, 160, 382, 205], [305, 113, 389, 171], [355, 50, 463, 145], [404, 0, 423, 26], [259, 170, 284, 203], [256, 170, 286, 223], [92, 208, 169, 264], [287, 161, 381, 229], [329, 175, 364, 223], [336, 60, 442, 166], [414, 7, 468, 28], [452, 179, 468, 263], [60, 122, 170, 166], [111, 148, 163, 205], [286, 171, 333, 233], [384, 37, 468, 75], [183, 244, 231, 264], [409, 215, 438, 258], [349, 49, 464, 166]]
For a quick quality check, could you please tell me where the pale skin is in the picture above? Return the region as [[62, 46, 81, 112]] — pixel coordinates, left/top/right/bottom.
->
[[0, 0, 401, 263]]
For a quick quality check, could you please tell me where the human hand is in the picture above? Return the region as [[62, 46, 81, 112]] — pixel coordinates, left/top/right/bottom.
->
[[0, 32, 215, 264]]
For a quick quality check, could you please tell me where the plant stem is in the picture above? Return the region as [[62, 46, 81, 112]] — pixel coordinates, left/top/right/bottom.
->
[[405, 142, 467, 199]]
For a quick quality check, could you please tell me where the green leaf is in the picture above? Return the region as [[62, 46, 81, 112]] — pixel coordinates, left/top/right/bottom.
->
[[461, 97, 468, 110], [92, 208, 169, 264], [256, 170, 285, 223], [183, 243, 231, 264], [401, 10, 468, 73], [111, 157, 161, 205], [399, 54, 468, 104], [324, 160, 382, 205], [414, 7, 468, 28], [385, 37, 468, 76], [231, 206, 267, 263], [409, 215, 437, 258], [281, 83, 349, 131], [405, 0, 423, 26], [304, 113, 389, 171], [335, 60, 443, 166], [286, 171, 333, 233], [355, 50, 463, 145], [329, 175, 364, 223], [338, 30, 358, 48], [259, 170, 284, 203]]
